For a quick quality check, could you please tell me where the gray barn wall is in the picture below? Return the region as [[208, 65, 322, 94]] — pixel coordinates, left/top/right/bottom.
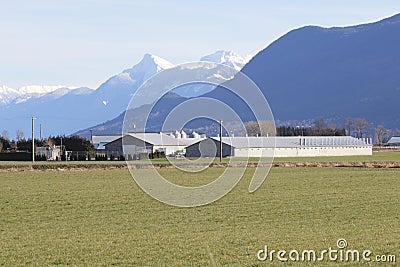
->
[[186, 139, 233, 158], [105, 135, 153, 157]]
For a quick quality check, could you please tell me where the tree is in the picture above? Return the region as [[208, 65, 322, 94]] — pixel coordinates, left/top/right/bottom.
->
[[276, 125, 346, 136], [245, 121, 275, 136], [53, 135, 95, 152], [353, 118, 369, 138], [393, 129, 400, 137], [314, 118, 326, 131], [1, 130, 10, 141], [344, 118, 353, 136], [16, 130, 24, 141], [327, 124, 338, 136], [0, 137, 11, 151], [44, 137, 55, 147], [16, 138, 45, 152], [374, 125, 389, 146]]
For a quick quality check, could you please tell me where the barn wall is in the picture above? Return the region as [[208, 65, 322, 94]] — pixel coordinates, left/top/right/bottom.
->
[[185, 139, 233, 157], [105, 136, 152, 158], [233, 146, 372, 158], [274, 146, 372, 157], [153, 145, 187, 155]]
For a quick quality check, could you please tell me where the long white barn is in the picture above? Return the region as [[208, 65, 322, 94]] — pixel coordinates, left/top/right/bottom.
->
[[98, 132, 372, 159], [186, 136, 373, 158]]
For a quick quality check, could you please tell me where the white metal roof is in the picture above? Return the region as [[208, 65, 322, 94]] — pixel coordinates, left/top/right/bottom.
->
[[92, 135, 122, 145], [127, 133, 205, 146], [388, 136, 400, 144], [209, 136, 370, 148]]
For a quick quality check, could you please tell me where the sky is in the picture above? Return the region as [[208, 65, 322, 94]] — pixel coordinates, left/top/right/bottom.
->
[[2, 0, 400, 89]]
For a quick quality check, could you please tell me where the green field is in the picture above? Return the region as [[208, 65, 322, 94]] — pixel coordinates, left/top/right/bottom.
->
[[273, 151, 400, 162], [1, 167, 399, 266]]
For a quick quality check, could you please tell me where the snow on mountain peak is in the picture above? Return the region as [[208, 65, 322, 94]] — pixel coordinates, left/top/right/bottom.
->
[[0, 85, 86, 106], [142, 53, 175, 71], [17, 85, 74, 94], [200, 50, 251, 71], [120, 53, 174, 85]]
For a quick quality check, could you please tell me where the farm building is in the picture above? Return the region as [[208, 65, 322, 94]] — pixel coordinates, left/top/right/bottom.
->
[[36, 145, 62, 160], [92, 134, 122, 151], [387, 136, 400, 146], [104, 132, 205, 159], [185, 136, 373, 158]]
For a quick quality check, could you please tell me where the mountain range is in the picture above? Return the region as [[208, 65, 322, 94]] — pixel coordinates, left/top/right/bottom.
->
[[238, 13, 400, 129], [2, 13, 400, 139], [0, 51, 250, 138], [76, 13, 400, 137]]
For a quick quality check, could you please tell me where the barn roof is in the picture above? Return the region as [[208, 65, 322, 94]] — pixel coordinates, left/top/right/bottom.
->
[[209, 136, 370, 148], [92, 135, 122, 145], [92, 135, 122, 150], [106, 133, 205, 147], [128, 133, 204, 146], [388, 136, 400, 144]]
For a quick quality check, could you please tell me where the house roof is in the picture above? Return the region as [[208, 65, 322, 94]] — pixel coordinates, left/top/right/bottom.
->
[[388, 136, 400, 144]]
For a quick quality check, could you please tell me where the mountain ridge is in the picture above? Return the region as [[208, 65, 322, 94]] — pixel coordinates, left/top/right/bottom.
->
[[76, 13, 400, 137], [0, 50, 248, 138]]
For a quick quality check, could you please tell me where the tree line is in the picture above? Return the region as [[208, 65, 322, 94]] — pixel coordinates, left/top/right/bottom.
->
[[0, 133, 94, 153], [244, 118, 400, 145]]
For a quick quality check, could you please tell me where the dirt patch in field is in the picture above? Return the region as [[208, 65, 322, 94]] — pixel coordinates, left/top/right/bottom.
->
[[271, 161, 400, 168]]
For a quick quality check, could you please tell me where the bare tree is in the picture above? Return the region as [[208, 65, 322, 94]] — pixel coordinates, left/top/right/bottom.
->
[[393, 129, 400, 137], [44, 137, 55, 147], [16, 130, 24, 141], [314, 118, 326, 131], [354, 118, 369, 138], [328, 124, 337, 135], [245, 120, 275, 136], [344, 118, 353, 136], [374, 125, 391, 145], [1, 130, 10, 140]]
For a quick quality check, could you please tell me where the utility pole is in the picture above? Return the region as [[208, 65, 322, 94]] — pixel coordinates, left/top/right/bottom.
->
[[219, 120, 223, 163], [39, 124, 42, 140], [60, 137, 63, 161], [89, 129, 93, 144], [32, 116, 36, 163]]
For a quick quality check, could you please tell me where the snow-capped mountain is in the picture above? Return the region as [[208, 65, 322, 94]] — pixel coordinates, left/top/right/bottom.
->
[[200, 50, 251, 71], [0, 51, 249, 137], [171, 50, 249, 97], [17, 85, 74, 95], [0, 86, 20, 106], [0, 53, 176, 137], [0, 85, 80, 106], [99, 54, 174, 91]]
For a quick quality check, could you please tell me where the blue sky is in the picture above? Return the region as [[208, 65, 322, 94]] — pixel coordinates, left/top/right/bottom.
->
[[2, 0, 400, 89]]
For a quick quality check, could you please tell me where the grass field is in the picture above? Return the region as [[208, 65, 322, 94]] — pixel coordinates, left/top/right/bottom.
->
[[1, 166, 399, 266], [273, 151, 400, 162]]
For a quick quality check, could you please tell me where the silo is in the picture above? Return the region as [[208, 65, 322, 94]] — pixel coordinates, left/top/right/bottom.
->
[[181, 130, 187, 139]]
